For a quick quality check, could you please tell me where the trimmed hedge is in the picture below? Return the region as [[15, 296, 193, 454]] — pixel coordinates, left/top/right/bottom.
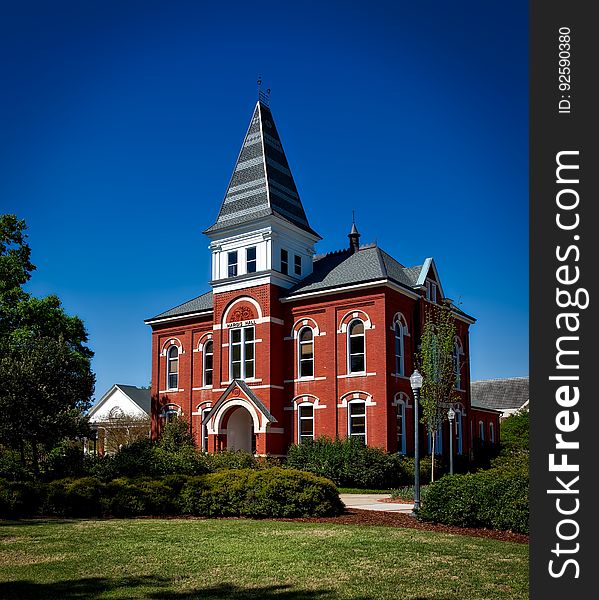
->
[[416, 461, 529, 533], [180, 468, 343, 518], [0, 468, 342, 519], [285, 437, 432, 489]]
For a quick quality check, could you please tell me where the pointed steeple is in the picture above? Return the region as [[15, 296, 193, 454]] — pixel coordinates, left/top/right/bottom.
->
[[348, 216, 361, 253], [204, 101, 320, 239]]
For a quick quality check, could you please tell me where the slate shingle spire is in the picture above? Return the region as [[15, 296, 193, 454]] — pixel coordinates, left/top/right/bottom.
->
[[204, 101, 320, 238]]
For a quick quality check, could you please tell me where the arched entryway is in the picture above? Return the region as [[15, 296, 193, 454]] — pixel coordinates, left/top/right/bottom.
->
[[226, 406, 255, 452]]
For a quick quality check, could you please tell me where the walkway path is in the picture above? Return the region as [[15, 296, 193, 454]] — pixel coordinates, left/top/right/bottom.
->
[[339, 493, 414, 514]]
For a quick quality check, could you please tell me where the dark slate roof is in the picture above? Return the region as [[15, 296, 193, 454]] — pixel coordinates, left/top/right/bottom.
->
[[470, 377, 529, 411], [115, 385, 151, 414], [146, 291, 213, 321], [204, 101, 320, 239], [283, 245, 421, 297]]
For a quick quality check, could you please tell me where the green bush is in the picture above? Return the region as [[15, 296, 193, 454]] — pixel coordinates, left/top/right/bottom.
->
[[180, 467, 343, 518], [500, 410, 529, 453], [285, 437, 430, 489], [417, 459, 529, 533], [45, 477, 105, 517], [0, 479, 44, 518], [44, 439, 86, 480]]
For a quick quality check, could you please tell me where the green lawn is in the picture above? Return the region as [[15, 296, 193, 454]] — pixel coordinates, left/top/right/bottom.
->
[[0, 518, 528, 599]]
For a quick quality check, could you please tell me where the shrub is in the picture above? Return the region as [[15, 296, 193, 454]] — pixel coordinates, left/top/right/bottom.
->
[[0, 478, 44, 518], [500, 410, 529, 453], [45, 477, 104, 517], [285, 437, 431, 489], [417, 459, 529, 533], [0, 449, 33, 482], [180, 467, 343, 518], [44, 439, 86, 480]]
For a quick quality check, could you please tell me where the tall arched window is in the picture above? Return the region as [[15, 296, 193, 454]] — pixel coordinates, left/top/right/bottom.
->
[[298, 403, 314, 443], [453, 338, 463, 389], [489, 422, 495, 445], [478, 421, 485, 442], [201, 407, 211, 451], [167, 346, 179, 390], [396, 399, 406, 454], [348, 320, 365, 373], [455, 408, 463, 455], [348, 400, 366, 442], [298, 327, 314, 378], [203, 341, 214, 387], [394, 322, 405, 376]]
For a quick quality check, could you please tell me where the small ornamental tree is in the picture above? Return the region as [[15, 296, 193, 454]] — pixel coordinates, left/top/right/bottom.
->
[[416, 303, 458, 482]]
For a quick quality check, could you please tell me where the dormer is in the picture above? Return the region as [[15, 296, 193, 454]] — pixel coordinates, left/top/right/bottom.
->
[[204, 101, 320, 292]]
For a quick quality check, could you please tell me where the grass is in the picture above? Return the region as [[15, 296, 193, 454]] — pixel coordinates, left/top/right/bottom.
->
[[0, 518, 528, 599], [336, 487, 394, 494]]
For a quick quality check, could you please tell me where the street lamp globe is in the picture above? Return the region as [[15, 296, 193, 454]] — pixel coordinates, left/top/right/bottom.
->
[[410, 370, 423, 390]]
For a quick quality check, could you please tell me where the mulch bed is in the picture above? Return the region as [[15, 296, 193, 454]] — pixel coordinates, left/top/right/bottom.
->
[[271, 509, 529, 544]]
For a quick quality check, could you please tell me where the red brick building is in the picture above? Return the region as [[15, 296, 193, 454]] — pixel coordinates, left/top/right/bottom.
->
[[145, 100, 499, 457]]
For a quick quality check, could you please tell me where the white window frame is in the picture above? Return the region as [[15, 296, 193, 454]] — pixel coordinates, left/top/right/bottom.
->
[[246, 246, 257, 273], [167, 346, 179, 390], [479, 420, 485, 442], [201, 408, 211, 451], [453, 338, 463, 389], [455, 408, 463, 455], [203, 340, 214, 387], [394, 321, 405, 376], [489, 421, 495, 445], [297, 402, 314, 443], [228, 250, 238, 277], [347, 319, 366, 374], [229, 326, 255, 380], [396, 399, 406, 454], [347, 400, 367, 443], [297, 326, 314, 379], [280, 248, 289, 275]]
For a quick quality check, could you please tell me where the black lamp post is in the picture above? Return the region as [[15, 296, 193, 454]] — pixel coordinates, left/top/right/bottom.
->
[[448, 407, 455, 475], [410, 370, 423, 514]]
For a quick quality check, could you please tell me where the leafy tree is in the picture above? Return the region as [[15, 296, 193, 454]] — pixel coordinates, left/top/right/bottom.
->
[[500, 409, 529, 453], [416, 303, 458, 482], [0, 214, 95, 473], [158, 418, 196, 452], [0, 336, 94, 472]]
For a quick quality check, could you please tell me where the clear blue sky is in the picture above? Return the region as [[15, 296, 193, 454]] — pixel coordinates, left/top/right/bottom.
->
[[0, 1, 528, 401]]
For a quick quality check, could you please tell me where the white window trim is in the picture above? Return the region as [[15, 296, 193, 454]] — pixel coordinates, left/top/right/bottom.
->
[[396, 399, 406, 454], [201, 407, 211, 451], [166, 345, 179, 391], [489, 421, 495, 444], [297, 326, 314, 379], [203, 340, 214, 388], [297, 402, 314, 443], [347, 319, 366, 375], [229, 325, 255, 381], [347, 399, 367, 443], [478, 420, 485, 441], [246, 246, 257, 273], [394, 321, 405, 377], [227, 250, 238, 278]]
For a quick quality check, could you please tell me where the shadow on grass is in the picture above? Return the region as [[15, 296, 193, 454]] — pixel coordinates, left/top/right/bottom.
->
[[0, 577, 359, 600]]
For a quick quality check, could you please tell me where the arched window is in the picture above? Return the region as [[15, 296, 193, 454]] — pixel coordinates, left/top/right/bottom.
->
[[478, 421, 485, 442], [162, 405, 180, 423], [454, 408, 463, 455], [348, 400, 366, 443], [298, 327, 314, 378], [396, 399, 406, 454], [453, 338, 463, 389], [203, 341, 214, 387], [230, 326, 255, 380], [167, 346, 179, 390], [201, 408, 211, 451], [348, 319, 366, 373], [394, 322, 405, 376], [489, 422, 495, 445], [298, 403, 314, 443]]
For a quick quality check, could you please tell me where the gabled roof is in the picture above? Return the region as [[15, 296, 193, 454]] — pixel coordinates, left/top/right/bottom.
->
[[89, 384, 151, 417], [145, 291, 213, 322], [204, 101, 319, 239], [282, 245, 421, 298], [202, 379, 277, 426], [470, 377, 529, 412]]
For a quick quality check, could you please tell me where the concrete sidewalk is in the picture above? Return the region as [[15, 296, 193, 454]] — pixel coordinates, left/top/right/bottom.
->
[[339, 493, 414, 513]]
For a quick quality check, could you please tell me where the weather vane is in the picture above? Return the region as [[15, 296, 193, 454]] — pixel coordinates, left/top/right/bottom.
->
[[257, 75, 271, 106]]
